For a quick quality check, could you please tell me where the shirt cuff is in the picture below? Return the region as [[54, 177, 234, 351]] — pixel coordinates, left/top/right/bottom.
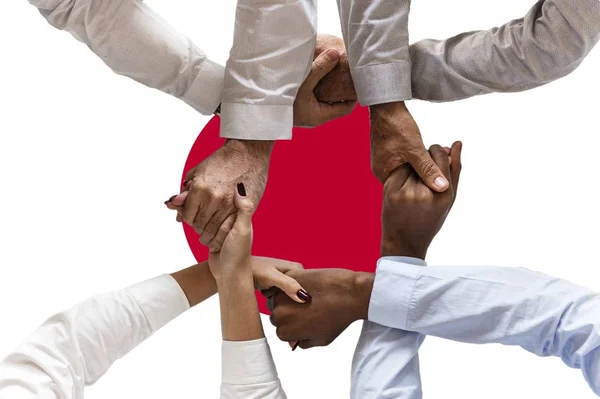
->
[[368, 258, 423, 330], [380, 256, 427, 267], [220, 104, 293, 140], [181, 57, 224, 116], [221, 338, 279, 385], [352, 61, 412, 106], [125, 274, 190, 333]]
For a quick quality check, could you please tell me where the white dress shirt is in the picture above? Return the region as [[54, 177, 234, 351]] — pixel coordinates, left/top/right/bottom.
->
[[336, 0, 413, 106], [29, 0, 316, 141], [0, 274, 285, 398], [29, 0, 599, 135], [353, 257, 600, 397]]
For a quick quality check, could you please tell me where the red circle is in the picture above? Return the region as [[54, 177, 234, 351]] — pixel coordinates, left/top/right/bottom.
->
[[182, 106, 382, 314]]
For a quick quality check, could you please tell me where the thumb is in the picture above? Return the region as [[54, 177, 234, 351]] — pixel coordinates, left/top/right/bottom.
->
[[407, 148, 450, 192], [265, 269, 311, 304], [303, 49, 340, 90], [233, 183, 255, 231]]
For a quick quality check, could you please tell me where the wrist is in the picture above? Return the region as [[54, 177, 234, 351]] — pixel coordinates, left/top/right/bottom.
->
[[370, 101, 407, 118], [225, 139, 274, 161], [381, 238, 427, 260], [351, 272, 375, 320]]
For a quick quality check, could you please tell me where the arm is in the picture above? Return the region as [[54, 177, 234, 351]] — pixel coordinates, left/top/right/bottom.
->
[[410, 0, 600, 101], [336, 0, 449, 192], [368, 259, 600, 396], [0, 262, 214, 398], [220, 0, 317, 141], [211, 186, 286, 399], [350, 257, 426, 399], [29, 0, 223, 115]]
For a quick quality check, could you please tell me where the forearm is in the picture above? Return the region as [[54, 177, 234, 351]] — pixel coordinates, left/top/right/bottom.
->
[[0, 274, 189, 396], [367, 259, 600, 395], [170, 261, 217, 307], [218, 270, 264, 342], [351, 259, 424, 399], [221, 0, 317, 140], [337, 0, 412, 105], [410, 0, 600, 102], [29, 0, 223, 115]]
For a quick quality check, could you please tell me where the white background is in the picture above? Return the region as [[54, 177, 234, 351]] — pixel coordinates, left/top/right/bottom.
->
[[1, 0, 599, 398]]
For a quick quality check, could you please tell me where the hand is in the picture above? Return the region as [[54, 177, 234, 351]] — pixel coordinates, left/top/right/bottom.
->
[[293, 48, 357, 128], [267, 268, 373, 350], [165, 140, 271, 252], [207, 183, 254, 281], [381, 142, 463, 259], [370, 102, 450, 192], [210, 254, 312, 304], [312, 34, 357, 103]]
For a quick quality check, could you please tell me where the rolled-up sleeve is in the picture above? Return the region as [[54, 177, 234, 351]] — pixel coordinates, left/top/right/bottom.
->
[[220, 0, 317, 140]]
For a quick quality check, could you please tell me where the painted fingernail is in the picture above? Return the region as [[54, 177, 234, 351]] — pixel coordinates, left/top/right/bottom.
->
[[434, 176, 449, 190], [292, 341, 300, 351], [237, 183, 247, 197], [164, 195, 177, 204], [297, 290, 312, 302]]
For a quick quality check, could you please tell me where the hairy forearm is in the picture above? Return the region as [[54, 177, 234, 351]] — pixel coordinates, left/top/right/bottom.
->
[[170, 261, 217, 307], [219, 270, 264, 342]]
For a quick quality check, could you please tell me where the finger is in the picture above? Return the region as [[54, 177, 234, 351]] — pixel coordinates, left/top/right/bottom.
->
[[298, 340, 319, 350], [449, 141, 463, 194], [383, 163, 412, 195], [264, 269, 311, 304], [428, 145, 452, 182], [232, 183, 255, 231], [176, 212, 183, 223], [406, 147, 449, 193], [303, 49, 341, 90], [194, 198, 221, 240], [318, 100, 357, 122], [208, 214, 236, 252], [182, 181, 209, 226], [201, 206, 235, 246]]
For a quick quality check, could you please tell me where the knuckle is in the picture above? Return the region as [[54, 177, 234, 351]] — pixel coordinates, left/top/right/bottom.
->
[[276, 328, 289, 341], [416, 158, 439, 178]]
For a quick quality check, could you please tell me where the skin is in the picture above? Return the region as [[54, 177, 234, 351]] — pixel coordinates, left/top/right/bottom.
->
[[207, 186, 285, 341], [267, 142, 463, 349], [171, 255, 310, 309], [166, 40, 357, 253], [314, 34, 451, 193]]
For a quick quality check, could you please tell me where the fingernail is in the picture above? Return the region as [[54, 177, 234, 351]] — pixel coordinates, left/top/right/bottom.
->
[[434, 177, 449, 190], [164, 195, 177, 204], [209, 245, 218, 253], [237, 182, 247, 197], [292, 341, 300, 351], [297, 289, 312, 302]]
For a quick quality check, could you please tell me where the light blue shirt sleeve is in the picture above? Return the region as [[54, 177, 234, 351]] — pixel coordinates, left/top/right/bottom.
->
[[351, 257, 426, 399], [369, 259, 600, 396]]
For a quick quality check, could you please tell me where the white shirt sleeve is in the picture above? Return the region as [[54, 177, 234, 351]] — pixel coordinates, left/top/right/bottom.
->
[[369, 258, 600, 396], [28, 0, 224, 115], [220, 338, 286, 399], [351, 257, 425, 399], [219, 0, 317, 141], [336, 0, 412, 105], [0, 275, 190, 399]]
